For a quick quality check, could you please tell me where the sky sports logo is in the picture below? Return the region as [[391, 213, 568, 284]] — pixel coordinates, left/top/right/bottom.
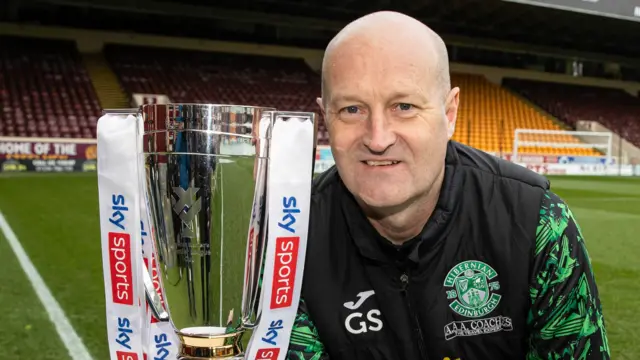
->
[[109, 194, 133, 305], [270, 237, 299, 309], [107, 195, 137, 354], [259, 196, 301, 353], [271, 196, 301, 310], [153, 334, 172, 360], [109, 232, 133, 305]]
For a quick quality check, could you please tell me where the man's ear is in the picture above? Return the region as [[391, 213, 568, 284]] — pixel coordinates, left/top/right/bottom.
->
[[445, 87, 460, 139]]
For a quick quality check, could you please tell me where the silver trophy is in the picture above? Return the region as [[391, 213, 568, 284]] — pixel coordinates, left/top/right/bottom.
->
[[138, 103, 316, 359]]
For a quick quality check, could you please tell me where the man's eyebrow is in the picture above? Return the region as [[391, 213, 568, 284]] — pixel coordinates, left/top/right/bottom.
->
[[328, 90, 429, 107], [388, 91, 419, 100], [329, 94, 364, 106], [388, 90, 430, 104]]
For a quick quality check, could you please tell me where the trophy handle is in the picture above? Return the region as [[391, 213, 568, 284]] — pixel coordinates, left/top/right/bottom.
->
[[136, 106, 170, 323], [142, 265, 170, 322], [241, 112, 272, 328], [241, 111, 317, 329]]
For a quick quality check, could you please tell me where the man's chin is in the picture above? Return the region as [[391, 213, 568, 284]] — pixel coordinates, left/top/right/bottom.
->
[[356, 190, 412, 213]]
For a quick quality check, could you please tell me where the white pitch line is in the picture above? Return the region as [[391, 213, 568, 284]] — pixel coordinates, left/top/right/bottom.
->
[[0, 209, 93, 360]]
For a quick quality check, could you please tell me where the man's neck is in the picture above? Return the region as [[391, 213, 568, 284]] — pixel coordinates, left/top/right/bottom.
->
[[360, 169, 445, 245]]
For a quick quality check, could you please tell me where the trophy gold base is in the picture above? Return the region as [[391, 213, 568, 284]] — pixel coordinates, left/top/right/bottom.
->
[[176, 329, 244, 359]]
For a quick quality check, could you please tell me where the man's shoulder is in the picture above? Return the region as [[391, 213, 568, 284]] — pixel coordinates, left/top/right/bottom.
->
[[308, 166, 343, 224], [451, 141, 550, 191], [311, 165, 341, 197]]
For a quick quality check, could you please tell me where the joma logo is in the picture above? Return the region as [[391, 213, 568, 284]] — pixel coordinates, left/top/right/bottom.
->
[[343, 290, 383, 335]]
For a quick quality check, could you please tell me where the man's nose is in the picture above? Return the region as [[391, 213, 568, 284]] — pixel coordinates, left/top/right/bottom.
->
[[363, 111, 397, 154]]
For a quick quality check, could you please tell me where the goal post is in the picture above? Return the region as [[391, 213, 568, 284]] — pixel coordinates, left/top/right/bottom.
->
[[512, 128, 614, 164]]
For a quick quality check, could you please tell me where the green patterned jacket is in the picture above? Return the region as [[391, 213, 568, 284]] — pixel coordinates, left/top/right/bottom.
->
[[285, 190, 610, 360]]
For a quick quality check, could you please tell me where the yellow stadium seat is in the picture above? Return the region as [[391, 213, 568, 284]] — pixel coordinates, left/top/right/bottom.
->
[[450, 74, 601, 157]]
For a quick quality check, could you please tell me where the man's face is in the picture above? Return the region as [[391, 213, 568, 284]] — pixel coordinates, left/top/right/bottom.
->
[[319, 40, 459, 210]]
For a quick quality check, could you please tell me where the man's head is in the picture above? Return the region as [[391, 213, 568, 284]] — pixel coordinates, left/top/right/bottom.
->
[[318, 11, 460, 216]]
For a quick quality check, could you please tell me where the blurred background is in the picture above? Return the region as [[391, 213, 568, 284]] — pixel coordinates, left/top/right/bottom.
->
[[0, 0, 639, 359]]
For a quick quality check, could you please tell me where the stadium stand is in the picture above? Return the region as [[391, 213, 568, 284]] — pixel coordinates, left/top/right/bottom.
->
[[503, 78, 640, 147], [83, 52, 131, 110], [103, 44, 604, 154], [450, 73, 601, 156], [102, 44, 331, 142], [0, 36, 101, 138], [0, 37, 630, 157]]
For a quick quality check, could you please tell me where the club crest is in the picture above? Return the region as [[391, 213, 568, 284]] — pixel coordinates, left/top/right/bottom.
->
[[444, 260, 502, 318]]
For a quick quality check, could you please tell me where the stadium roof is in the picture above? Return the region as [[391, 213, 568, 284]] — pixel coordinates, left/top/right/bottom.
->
[[5, 0, 640, 62]]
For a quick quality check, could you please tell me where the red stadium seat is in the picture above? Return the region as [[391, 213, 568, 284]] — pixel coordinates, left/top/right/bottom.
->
[[504, 78, 640, 148], [104, 44, 327, 143], [0, 36, 102, 138]]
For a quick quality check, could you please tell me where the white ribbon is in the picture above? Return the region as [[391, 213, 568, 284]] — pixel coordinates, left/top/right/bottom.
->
[[136, 114, 179, 360], [245, 116, 315, 360], [97, 113, 146, 360], [98, 111, 313, 360]]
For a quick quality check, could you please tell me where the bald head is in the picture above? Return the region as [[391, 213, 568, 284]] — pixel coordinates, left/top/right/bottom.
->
[[320, 11, 451, 108], [317, 11, 460, 227]]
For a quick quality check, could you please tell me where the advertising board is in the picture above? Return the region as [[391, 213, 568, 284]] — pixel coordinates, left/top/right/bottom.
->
[[0, 137, 97, 173], [314, 145, 334, 174], [516, 163, 639, 176]]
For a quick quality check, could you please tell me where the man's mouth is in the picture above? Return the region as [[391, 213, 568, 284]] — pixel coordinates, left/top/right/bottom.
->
[[362, 160, 400, 166]]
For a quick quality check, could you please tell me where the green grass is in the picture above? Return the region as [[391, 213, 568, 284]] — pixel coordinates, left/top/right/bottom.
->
[[0, 172, 109, 359], [547, 176, 640, 359], [0, 173, 638, 359], [0, 230, 71, 360]]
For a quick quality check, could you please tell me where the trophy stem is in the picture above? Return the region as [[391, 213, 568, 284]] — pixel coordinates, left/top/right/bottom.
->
[[176, 329, 245, 359]]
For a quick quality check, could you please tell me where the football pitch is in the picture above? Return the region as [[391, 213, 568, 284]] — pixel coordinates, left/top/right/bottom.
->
[[0, 173, 638, 359]]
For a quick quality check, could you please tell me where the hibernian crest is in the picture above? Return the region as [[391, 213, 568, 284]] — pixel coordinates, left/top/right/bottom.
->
[[444, 260, 502, 318]]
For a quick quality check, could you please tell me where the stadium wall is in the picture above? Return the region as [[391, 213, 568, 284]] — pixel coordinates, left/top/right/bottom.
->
[[2, 23, 639, 176], [2, 137, 639, 176], [2, 22, 640, 95]]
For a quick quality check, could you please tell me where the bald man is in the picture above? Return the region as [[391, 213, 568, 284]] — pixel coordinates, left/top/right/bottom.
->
[[283, 11, 609, 360]]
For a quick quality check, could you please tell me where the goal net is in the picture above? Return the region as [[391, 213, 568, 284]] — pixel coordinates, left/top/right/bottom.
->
[[511, 128, 614, 164]]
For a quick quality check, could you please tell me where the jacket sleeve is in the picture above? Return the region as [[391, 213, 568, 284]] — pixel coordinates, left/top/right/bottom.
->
[[526, 191, 610, 360], [286, 298, 330, 360]]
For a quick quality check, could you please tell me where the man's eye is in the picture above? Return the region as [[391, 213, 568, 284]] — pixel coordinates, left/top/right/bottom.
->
[[397, 103, 413, 111], [343, 106, 359, 114]]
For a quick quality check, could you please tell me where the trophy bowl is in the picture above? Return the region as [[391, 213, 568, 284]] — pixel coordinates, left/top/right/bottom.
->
[[139, 103, 275, 359]]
